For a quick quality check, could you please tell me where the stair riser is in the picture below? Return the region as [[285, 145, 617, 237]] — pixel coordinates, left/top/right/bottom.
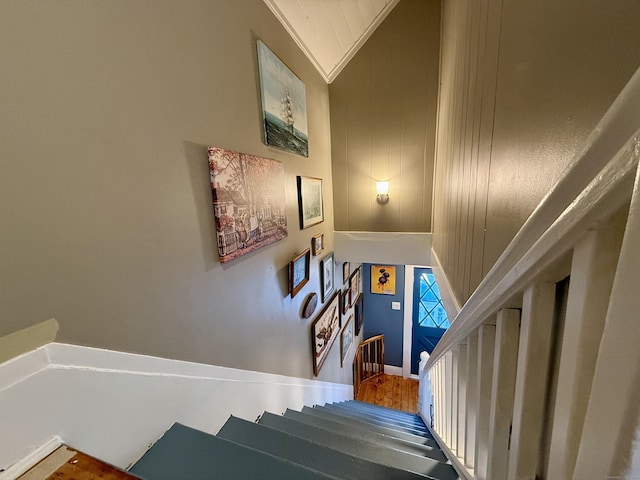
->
[[317, 405, 432, 437], [331, 404, 428, 429], [259, 413, 458, 480], [301, 408, 446, 460], [340, 400, 425, 423], [218, 416, 429, 480], [296, 408, 442, 451]]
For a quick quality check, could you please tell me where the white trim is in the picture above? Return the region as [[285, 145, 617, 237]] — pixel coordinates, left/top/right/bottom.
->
[[403, 265, 416, 377], [0, 345, 50, 392], [430, 248, 462, 321], [334, 231, 432, 265], [0, 343, 352, 472], [0, 437, 62, 480], [384, 365, 403, 377]]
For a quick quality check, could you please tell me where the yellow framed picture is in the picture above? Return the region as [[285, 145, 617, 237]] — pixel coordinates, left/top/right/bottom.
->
[[371, 265, 396, 295]]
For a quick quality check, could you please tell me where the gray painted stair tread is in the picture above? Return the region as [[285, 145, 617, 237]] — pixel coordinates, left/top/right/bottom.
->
[[322, 404, 431, 435], [319, 405, 431, 436], [326, 405, 430, 434], [299, 408, 444, 459], [129, 423, 338, 480], [301, 407, 438, 446], [261, 412, 458, 479], [218, 416, 429, 480], [339, 400, 427, 424]]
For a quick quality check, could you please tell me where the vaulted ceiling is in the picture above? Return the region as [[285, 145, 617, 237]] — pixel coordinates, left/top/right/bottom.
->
[[263, 0, 399, 83]]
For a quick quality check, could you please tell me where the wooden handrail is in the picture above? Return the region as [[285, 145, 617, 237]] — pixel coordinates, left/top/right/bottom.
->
[[353, 334, 384, 399]]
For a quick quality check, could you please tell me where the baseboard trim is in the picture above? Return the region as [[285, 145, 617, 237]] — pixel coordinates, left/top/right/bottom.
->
[[0, 436, 62, 480], [384, 365, 403, 377]]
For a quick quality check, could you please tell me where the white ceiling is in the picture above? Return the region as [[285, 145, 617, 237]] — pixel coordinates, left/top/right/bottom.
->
[[263, 0, 400, 83]]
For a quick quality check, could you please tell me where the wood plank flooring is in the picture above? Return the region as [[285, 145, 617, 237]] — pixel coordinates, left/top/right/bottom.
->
[[356, 374, 419, 413], [18, 446, 139, 480]]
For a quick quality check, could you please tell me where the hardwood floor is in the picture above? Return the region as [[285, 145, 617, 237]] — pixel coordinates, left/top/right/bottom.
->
[[18, 446, 138, 480], [355, 374, 419, 413]]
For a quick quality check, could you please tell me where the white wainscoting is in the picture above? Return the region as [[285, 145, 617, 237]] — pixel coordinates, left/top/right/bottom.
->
[[0, 343, 352, 476]]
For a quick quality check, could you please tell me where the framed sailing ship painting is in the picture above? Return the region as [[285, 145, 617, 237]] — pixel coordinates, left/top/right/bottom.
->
[[257, 40, 309, 157]]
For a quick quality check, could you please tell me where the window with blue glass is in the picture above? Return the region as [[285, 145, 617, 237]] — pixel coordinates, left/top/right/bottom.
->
[[417, 269, 449, 329]]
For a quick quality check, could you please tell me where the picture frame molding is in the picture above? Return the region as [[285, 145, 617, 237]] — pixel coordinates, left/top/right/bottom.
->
[[311, 291, 340, 376], [342, 262, 350, 284], [297, 176, 324, 229], [341, 314, 354, 367], [289, 249, 310, 298], [349, 266, 361, 307], [320, 251, 335, 302], [256, 40, 309, 157], [311, 233, 324, 256]]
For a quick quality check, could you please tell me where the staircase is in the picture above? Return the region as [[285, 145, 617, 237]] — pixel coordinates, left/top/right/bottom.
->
[[128, 400, 460, 479]]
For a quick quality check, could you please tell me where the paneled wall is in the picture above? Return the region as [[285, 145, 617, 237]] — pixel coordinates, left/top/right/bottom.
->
[[432, 0, 640, 305], [330, 0, 440, 233]]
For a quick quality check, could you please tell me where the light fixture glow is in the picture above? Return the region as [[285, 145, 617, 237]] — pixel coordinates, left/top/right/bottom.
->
[[376, 181, 390, 204], [376, 181, 389, 195]]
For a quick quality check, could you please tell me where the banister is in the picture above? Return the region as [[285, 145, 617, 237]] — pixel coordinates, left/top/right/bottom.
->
[[426, 65, 640, 370], [353, 335, 385, 399]]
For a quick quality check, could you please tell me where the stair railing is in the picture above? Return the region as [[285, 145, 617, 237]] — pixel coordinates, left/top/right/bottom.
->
[[421, 67, 640, 480], [353, 334, 385, 399]]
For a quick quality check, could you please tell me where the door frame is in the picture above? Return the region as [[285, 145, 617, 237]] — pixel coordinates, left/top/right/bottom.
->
[[403, 261, 462, 377], [403, 265, 425, 378]]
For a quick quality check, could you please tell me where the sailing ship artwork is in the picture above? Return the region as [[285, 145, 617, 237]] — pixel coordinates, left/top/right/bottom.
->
[[257, 40, 309, 157], [208, 146, 288, 263], [311, 292, 340, 376]]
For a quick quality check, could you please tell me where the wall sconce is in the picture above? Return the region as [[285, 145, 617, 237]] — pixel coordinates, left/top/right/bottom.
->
[[376, 181, 390, 205]]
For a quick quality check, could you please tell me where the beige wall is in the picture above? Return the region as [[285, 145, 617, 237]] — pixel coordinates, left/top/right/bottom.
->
[[0, 0, 355, 383], [432, 0, 640, 305], [329, 0, 441, 233]]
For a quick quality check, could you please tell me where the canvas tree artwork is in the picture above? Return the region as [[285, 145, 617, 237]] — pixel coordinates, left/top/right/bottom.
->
[[209, 146, 287, 263]]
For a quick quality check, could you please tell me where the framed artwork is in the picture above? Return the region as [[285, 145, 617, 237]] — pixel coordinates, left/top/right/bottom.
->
[[349, 267, 361, 306], [371, 265, 396, 295], [209, 146, 287, 263], [311, 233, 324, 256], [340, 289, 349, 316], [297, 176, 324, 229], [341, 315, 354, 367], [355, 295, 364, 336], [311, 292, 340, 376], [342, 262, 350, 284], [320, 252, 335, 302], [289, 249, 310, 298], [256, 40, 308, 157]]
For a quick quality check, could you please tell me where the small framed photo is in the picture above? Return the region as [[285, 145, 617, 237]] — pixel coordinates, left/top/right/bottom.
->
[[340, 289, 349, 316], [342, 262, 350, 284], [311, 233, 324, 256], [349, 267, 361, 306], [355, 295, 364, 336], [341, 315, 355, 367], [320, 252, 335, 302], [297, 176, 324, 229], [289, 249, 310, 298]]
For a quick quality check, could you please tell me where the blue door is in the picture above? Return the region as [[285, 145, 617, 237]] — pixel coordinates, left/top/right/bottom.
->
[[411, 268, 449, 374]]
